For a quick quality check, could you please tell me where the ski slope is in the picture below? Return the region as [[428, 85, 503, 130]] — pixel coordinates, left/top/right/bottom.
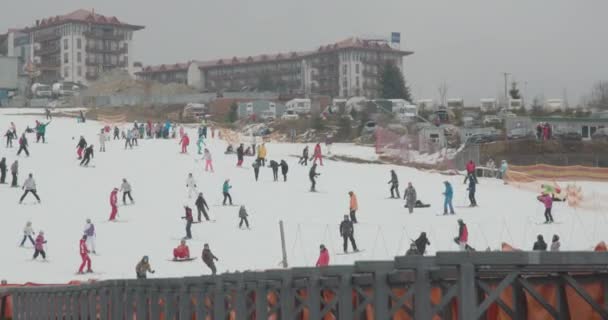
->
[[1, 109, 607, 283]]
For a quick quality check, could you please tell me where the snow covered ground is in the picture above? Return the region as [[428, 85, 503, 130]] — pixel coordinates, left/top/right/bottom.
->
[[1, 109, 607, 283]]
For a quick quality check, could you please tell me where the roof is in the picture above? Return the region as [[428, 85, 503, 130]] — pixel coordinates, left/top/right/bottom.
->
[[532, 116, 608, 123], [313, 37, 413, 56], [137, 62, 192, 75], [25, 9, 144, 31]]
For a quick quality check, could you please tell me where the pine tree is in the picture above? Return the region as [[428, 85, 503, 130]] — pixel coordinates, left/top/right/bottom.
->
[[379, 62, 412, 102]]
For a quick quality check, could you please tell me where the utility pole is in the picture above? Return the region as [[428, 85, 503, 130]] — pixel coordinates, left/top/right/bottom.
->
[[502, 72, 511, 109], [279, 220, 288, 268]]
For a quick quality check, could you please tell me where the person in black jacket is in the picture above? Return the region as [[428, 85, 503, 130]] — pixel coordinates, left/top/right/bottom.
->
[[467, 177, 477, 207], [195, 193, 210, 222], [252, 159, 261, 181], [533, 235, 547, 251], [0, 157, 6, 184], [388, 170, 399, 198], [76, 136, 87, 159], [80, 145, 94, 166], [299, 146, 309, 166], [414, 232, 430, 255], [309, 164, 320, 192], [202, 243, 219, 275], [17, 133, 29, 157], [280, 160, 289, 182], [339, 215, 358, 253], [236, 144, 245, 167], [113, 126, 120, 140], [268, 160, 279, 182], [182, 206, 194, 239]]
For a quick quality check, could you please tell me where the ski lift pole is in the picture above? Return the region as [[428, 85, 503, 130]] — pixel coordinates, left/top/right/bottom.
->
[[279, 220, 288, 268]]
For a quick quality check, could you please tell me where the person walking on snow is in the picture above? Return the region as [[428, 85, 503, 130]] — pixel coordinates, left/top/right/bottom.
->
[[404, 182, 417, 214], [35, 121, 51, 143], [280, 160, 289, 182], [551, 234, 560, 251], [339, 215, 358, 253], [113, 126, 120, 140], [467, 176, 477, 207], [19, 173, 40, 204], [80, 144, 94, 166], [222, 180, 233, 205], [299, 146, 309, 166], [17, 133, 29, 156], [443, 181, 455, 215], [10, 160, 18, 187], [76, 136, 87, 159], [197, 135, 205, 155], [120, 178, 134, 205], [238, 205, 250, 229], [84, 219, 96, 254], [20, 221, 35, 247], [252, 159, 261, 181], [348, 191, 358, 223], [202, 243, 219, 275], [316, 244, 329, 267], [78, 235, 93, 274], [388, 170, 400, 198], [195, 192, 210, 222], [533, 235, 547, 251], [312, 143, 323, 165], [0, 157, 6, 184], [269, 160, 279, 182], [414, 232, 430, 255], [173, 239, 190, 260], [309, 164, 320, 192], [135, 256, 155, 279], [236, 144, 245, 167], [98, 128, 106, 152], [257, 143, 267, 166], [537, 193, 554, 223], [33, 231, 47, 260], [108, 188, 119, 221], [203, 148, 214, 172], [186, 173, 197, 198], [455, 219, 468, 251], [182, 206, 194, 239]]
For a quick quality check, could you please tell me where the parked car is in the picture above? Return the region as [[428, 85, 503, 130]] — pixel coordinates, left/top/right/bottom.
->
[[466, 134, 500, 144], [281, 110, 299, 120]]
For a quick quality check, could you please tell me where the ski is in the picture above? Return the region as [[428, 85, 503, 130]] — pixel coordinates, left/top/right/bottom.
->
[[167, 257, 197, 262], [534, 222, 562, 225], [336, 249, 365, 256]]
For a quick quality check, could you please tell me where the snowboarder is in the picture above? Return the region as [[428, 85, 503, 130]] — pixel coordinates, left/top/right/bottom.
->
[[4, 129, 14, 148], [388, 170, 400, 198], [309, 164, 320, 192], [0, 157, 6, 184], [257, 143, 267, 166], [537, 193, 554, 223], [197, 135, 205, 154], [35, 121, 51, 143], [280, 160, 289, 182], [20, 221, 35, 247], [98, 128, 106, 152], [195, 192, 210, 222], [316, 244, 329, 267], [202, 244, 219, 275], [84, 219, 96, 254], [203, 148, 214, 172], [222, 180, 233, 205], [550, 234, 560, 251], [10, 160, 18, 187], [17, 133, 29, 156], [299, 146, 309, 166], [269, 160, 279, 182], [236, 144, 245, 167], [78, 235, 93, 274], [135, 256, 155, 279], [455, 219, 468, 251], [33, 231, 47, 260], [252, 159, 261, 181], [19, 173, 40, 204], [414, 232, 430, 255], [182, 206, 194, 239], [80, 144, 94, 166], [120, 178, 134, 205], [113, 126, 120, 140], [339, 215, 358, 253], [312, 143, 323, 165], [348, 191, 358, 223], [238, 205, 250, 229], [443, 181, 455, 215], [173, 240, 190, 260], [186, 173, 197, 198], [109, 188, 119, 221], [467, 177, 477, 207], [403, 182, 417, 214], [180, 133, 190, 153], [533, 235, 547, 251], [76, 136, 87, 159]]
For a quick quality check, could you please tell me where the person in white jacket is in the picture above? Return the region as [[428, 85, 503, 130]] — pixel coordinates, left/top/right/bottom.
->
[[84, 218, 96, 254], [186, 173, 197, 198], [120, 178, 134, 204], [20, 221, 35, 247], [98, 128, 107, 152], [19, 173, 40, 204]]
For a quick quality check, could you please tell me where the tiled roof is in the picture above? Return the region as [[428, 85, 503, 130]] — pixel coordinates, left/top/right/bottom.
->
[[137, 62, 192, 74], [26, 9, 144, 31]]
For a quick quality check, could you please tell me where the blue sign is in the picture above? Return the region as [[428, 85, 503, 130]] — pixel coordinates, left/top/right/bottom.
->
[[391, 32, 401, 44]]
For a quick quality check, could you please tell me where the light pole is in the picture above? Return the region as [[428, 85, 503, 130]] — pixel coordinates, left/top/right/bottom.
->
[[524, 81, 528, 109], [502, 72, 511, 109]]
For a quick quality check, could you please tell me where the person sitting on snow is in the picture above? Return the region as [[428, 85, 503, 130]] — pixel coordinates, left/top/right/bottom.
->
[[173, 239, 190, 260], [225, 144, 234, 154]]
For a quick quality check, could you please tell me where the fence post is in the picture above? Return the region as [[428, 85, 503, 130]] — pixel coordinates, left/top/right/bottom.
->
[[459, 262, 477, 319]]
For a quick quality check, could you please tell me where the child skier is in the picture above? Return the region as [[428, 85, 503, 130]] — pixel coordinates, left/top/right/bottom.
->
[[78, 235, 93, 274], [203, 148, 214, 172], [280, 160, 289, 182], [195, 192, 210, 222], [551, 234, 560, 251], [533, 235, 547, 251], [33, 231, 47, 260], [80, 144, 94, 166], [186, 173, 197, 198], [339, 215, 358, 253], [537, 193, 554, 223], [312, 143, 323, 165], [84, 219, 96, 254], [173, 240, 190, 260], [269, 160, 279, 182], [388, 170, 400, 198], [182, 206, 194, 239], [76, 136, 87, 159], [443, 181, 455, 215], [19, 173, 40, 204], [202, 244, 219, 275], [109, 188, 119, 221], [316, 244, 329, 267], [238, 205, 250, 229], [348, 191, 358, 223], [120, 178, 134, 204], [180, 133, 190, 154], [309, 164, 320, 192], [135, 256, 155, 279], [20, 221, 35, 247], [222, 180, 233, 205], [455, 219, 468, 251]]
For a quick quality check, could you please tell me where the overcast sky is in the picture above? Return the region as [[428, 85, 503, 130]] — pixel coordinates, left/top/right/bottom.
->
[[3, 0, 607, 105]]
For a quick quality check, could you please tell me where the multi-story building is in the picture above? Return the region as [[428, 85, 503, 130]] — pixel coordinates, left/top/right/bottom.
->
[[17, 9, 144, 84]]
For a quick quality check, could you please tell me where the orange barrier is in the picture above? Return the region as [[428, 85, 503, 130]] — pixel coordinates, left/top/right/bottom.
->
[[508, 164, 608, 182]]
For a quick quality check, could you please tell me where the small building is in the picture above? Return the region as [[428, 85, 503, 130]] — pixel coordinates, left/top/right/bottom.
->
[[237, 100, 286, 120], [508, 99, 523, 111], [417, 124, 446, 153], [480, 98, 497, 112], [285, 98, 311, 114], [447, 98, 464, 109], [544, 99, 564, 112], [532, 116, 608, 140], [416, 99, 435, 111]]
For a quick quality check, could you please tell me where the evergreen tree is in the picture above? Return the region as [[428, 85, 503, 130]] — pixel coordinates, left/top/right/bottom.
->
[[509, 82, 521, 100], [379, 62, 412, 101]]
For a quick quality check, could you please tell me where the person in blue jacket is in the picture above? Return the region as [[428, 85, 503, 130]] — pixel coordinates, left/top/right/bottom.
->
[[443, 181, 455, 215], [222, 179, 233, 206]]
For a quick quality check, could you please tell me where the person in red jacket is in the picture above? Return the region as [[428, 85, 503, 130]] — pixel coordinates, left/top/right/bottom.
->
[[464, 160, 478, 184], [456, 219, 468, 251], [180, 133, 190, 154], [78, 235, 93, 274], [109, 188, 118, 221], [316, 244, 329, 267], [173, 239, 190, 260], [312, 143, 323, 166]]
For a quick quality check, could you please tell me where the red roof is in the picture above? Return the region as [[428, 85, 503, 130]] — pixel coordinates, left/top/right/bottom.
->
[[314, 37, 410, 54], [137, 62, 191, 74], [27, 9, 144, 31]]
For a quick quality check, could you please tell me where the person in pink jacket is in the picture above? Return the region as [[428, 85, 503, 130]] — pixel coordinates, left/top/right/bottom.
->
[[537, 193, 554, 223], [315, 244, 329, 267], [312, 143, 323, 166], [180, 133, 190, 154], [109, 188, 118, 221]]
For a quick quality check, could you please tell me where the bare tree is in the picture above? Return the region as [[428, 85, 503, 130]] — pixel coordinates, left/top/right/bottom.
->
[[590, 81, 608, 110], [437, 82, 448, 107]]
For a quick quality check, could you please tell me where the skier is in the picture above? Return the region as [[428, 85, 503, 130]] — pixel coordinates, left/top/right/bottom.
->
[[202, 125, 208, 139], [98, 128, 106, 152], [33, 231, 47, 260], [109, 188, 119, 221], [388, 170, 400, 198], [120, 178, 134, 205], [182, 206, 194, 239], [403, 182, 417, 214], [414, 232, 430, 255], [252, 159, 261, 181], [76, 136, 87, 159], [222, 179, 233, 205], [464, 160, 478, 184], [195, 192, 210, 222], [197, 135, 205, 155], [537, 193, 554, 223], [312, 143, 323, 165], [45, 108, 52, 120], [173, 240, 190, 260], [10, 160, 18, 187], [17, 133, 29, 156], [83, 219, 96, 254], [268, 160, 279, 182], [20, 221, 35, 247], [113, 126, 120, 140], [135, 256, 155, 279], [78, 235, 93, 274], [184, 173, 197, 198], [309, 164, 320, 192], [236, 144, 245, 167], [533, 235, 547, 251], [299, 146, 309, 166], [0, 157, 6, 184], [467, 176, 477, 207], [498, 160, 508, 180], [4, 129, 14, 148], [257, 143, 267, 166], [442, 181, 455, 215], [455, 219, 468, 251], [339, 215, 358, 253], [203, 148, 214, 172], [316, 244, 329, 267], [180, 133, 190, 154], [551, 234, 560, 251], [348, 191, 358, 223], [80, 144, 94, 166], [280, 160, 289, 182], [202, 244, 219, 275], [19, 173, 40, 204], [238, 205, 250, 229], [125, 129, 133, 149], [35, 121, 51, 143]]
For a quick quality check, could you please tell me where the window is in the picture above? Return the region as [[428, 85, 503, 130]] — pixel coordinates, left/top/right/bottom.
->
[[63, 39, 68, 50], [77, 52, 81, 63], [343, 90, 348, 97], [64, 67, 69, 78], [63, 53, 69, 63], [77, 38, 81, 49], [356, 77, 359, 87], [355, 64, 359, 74], [342, 65, 347, 75], [77, 66, 82, 77]]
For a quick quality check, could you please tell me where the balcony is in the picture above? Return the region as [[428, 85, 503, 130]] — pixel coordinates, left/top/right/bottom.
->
[[37, 62, 60, 70], [35, 32, 61, 42], [34, 45, 60, 56], [83, 31, 125, 41], [362, 70, 378, 78], [85, 46, 127, 54]]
